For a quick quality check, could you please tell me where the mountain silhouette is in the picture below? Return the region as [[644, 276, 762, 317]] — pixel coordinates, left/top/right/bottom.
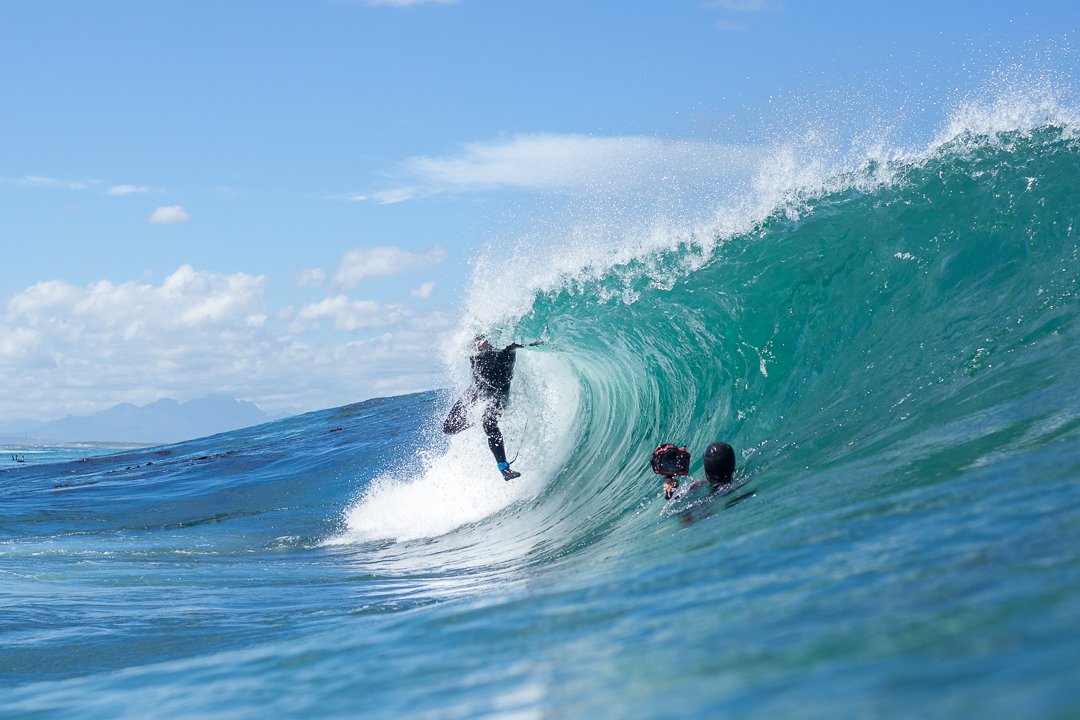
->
[[11, 394, 271, 444]]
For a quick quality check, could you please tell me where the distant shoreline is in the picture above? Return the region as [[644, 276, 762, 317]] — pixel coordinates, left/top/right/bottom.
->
[[0, 440, 158, 450], [1, 442, 155, 468]]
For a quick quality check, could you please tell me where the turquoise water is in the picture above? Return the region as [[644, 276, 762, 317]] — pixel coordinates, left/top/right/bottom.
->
[[2, 106, 1079, 717]]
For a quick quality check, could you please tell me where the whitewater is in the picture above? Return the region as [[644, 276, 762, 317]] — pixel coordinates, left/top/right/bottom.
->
[[2, 89, 1079, 718]]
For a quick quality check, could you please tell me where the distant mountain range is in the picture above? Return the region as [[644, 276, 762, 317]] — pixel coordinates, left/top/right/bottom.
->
[[0, 394, 272, 445]]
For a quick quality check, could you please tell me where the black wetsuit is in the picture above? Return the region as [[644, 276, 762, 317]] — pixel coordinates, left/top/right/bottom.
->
[[442, 344, 523, 466], [471, 343, 521, 465]]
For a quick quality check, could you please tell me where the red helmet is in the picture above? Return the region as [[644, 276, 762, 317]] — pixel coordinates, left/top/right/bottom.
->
[[651, 444, 690, 477]]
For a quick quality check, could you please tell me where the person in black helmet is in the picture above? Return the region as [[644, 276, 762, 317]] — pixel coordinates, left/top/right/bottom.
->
[[703, 441, 736, 492], [443, 334, 543, 481]]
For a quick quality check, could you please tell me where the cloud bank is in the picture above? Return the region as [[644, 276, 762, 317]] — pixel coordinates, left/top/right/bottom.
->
[[0, 263, 451, 420]]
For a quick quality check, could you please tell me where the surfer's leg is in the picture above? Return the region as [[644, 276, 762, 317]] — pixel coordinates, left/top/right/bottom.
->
[[444, 387, 481, 435], [483, 403, 520, 480], [443, 398, 470, 435], [482, 404, 508, 465]]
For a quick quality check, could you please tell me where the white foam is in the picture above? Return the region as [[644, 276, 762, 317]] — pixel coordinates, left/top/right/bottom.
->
[[933, 82, 1078, 150]]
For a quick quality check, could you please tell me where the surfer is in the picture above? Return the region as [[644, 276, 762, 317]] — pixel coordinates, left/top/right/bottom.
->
[[443, 334, 543, 480]]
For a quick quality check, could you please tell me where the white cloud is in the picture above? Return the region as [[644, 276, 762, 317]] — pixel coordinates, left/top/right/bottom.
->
[[108, 184, 151, 196], [148, 205, 190, 224], [334, 246, 446, 289], [362, 134, 762, 201], [410, 281, 436, 299], [296, 295, 403, 331], [349, 187, 418, 205], [297, 268, 326, 287], [5, 176, 157, 195], [0, 327, 48, 368]]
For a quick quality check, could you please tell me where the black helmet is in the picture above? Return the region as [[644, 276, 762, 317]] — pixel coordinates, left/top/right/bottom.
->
[[703, 442, 735, 487]]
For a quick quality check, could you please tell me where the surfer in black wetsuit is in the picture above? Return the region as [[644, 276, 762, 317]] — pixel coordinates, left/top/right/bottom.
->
[[443, 335, 543, 480]]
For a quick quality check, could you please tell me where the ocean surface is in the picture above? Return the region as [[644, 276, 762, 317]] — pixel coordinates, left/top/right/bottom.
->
[[2, 94, 1079, 718]]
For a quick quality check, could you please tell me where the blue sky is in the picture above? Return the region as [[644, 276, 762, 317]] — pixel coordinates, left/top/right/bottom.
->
[[1, 0, 1076, 421]]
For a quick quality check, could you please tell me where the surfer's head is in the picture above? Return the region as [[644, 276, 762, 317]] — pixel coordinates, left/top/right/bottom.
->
[[703, 442, 736, 489], [474, 334, 492, 351]]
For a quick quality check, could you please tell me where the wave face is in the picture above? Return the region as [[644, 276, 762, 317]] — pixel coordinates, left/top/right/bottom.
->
[[3, 114, 1080, 717]]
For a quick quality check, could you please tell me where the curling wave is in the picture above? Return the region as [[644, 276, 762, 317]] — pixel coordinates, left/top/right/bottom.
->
[[337, 96, 1080, 568]]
